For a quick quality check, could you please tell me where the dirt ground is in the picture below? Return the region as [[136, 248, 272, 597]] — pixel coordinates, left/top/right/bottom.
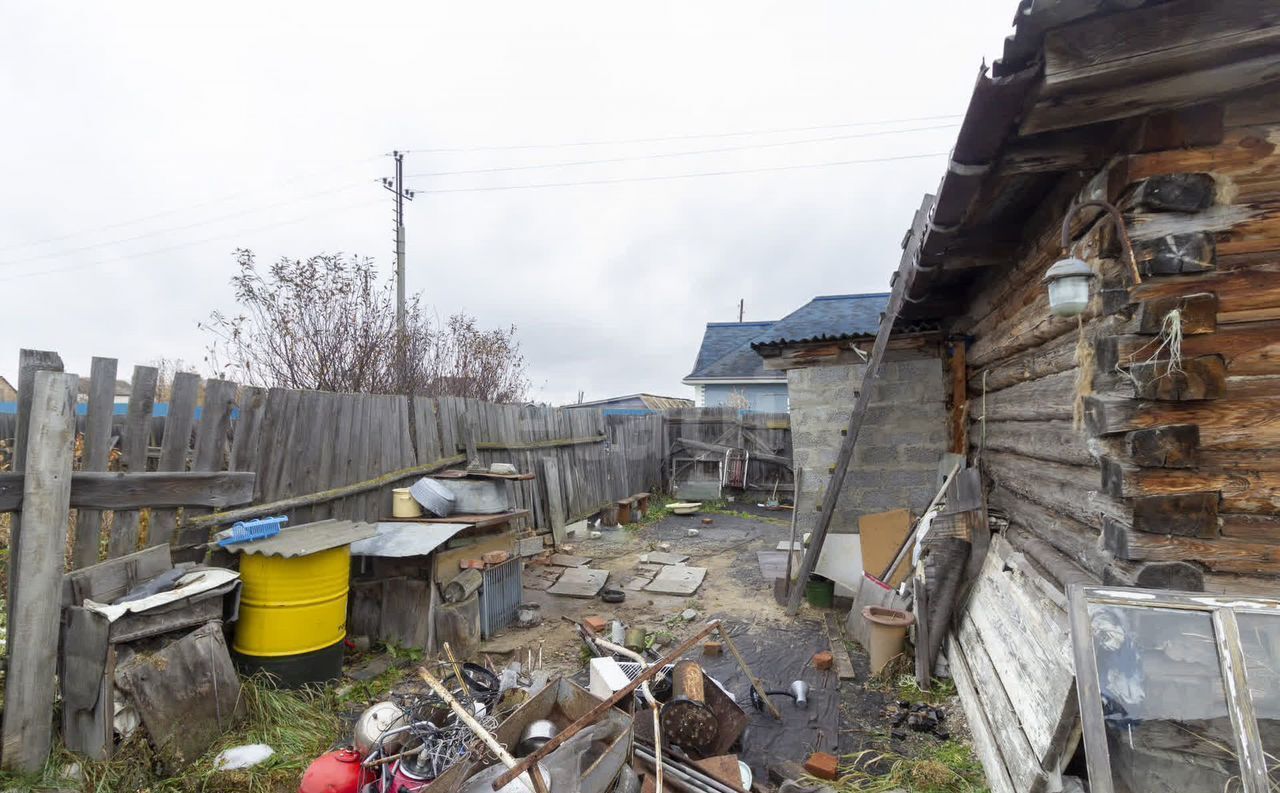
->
[[351, 504, 977, 788]]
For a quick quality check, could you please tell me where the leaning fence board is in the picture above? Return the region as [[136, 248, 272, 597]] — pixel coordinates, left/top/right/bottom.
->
[[108, 365, 158, 558], [948, 635, 1018, 793], [2, 371, 77, 772], [148, 372, 201, 548], [71, 356, 117, 569], [7, 349, 64, 658], [963, 542, 1077, 765], [956, 611, 1051, 793], [542, 456, 567, 547]]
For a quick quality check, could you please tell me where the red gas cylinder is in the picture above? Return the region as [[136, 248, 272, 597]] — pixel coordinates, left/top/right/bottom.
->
[[299, 749, 364, 793]]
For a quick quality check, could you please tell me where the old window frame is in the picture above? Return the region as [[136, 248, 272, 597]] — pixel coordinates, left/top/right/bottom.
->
[[1068, 585, 1280, 793]]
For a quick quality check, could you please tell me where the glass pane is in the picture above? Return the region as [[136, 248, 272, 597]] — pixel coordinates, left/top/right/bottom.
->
[[1086, 603, 1241, 793], [1238, 612, 1280, 787]]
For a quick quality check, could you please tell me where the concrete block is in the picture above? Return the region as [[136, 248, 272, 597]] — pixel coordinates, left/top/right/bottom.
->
[[855, 446, 899, 465], [882, 468, 937, 489]]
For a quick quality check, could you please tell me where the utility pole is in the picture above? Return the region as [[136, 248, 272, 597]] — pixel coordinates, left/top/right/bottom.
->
[[738, 298, 744, 322], [381, 151, 415, 336]]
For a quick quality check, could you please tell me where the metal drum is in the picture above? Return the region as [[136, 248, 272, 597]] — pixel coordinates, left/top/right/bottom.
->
[[233, 543, 351, 685]]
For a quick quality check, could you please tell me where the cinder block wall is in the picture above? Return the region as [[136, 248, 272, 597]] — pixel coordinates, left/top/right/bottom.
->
[[788, 351, 949, 539]]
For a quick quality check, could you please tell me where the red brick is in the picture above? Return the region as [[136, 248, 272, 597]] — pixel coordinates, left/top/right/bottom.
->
[[482, 550, 511, 566], [459, 559, 484, 570], [583, 616, 607, 633], [812, 650, 834, 671], [703, 641, 723, 656], [804, 752, 839, 780]]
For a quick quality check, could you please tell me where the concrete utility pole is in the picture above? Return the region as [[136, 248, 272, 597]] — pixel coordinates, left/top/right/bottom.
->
[[738, 298, 744, 322], [382, 151, 415, 336]]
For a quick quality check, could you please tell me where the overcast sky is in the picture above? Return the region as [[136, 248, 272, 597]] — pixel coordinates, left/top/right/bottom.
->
[[2, 2, 1014, 405]]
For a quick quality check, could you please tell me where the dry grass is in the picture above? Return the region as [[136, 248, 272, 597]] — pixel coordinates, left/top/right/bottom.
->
[[0, 676, 347, 793], [831, 742, 988, 793]]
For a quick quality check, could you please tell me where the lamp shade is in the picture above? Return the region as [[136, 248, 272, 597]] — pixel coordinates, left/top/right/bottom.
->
[[1043, 256, 1095, 317]]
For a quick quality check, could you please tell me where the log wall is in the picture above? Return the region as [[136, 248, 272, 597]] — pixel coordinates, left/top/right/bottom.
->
[[962, 87, 1280, 593]]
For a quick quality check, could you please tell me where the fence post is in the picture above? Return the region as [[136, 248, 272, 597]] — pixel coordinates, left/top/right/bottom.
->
[[6, 350, 64, 665], [2, 371, 77, 772]]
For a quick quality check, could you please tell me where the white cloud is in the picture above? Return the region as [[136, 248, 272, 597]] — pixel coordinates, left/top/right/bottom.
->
[[0, 0, 1013, 403]]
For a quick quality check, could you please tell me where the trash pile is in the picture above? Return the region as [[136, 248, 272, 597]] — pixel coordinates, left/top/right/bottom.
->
[[299, 617, 827, 793]]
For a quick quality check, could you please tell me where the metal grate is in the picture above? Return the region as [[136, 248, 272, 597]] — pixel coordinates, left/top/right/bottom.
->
[[479, 558, 522, 638]]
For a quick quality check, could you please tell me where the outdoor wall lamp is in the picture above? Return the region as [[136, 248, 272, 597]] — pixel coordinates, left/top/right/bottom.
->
[[1044, 199, 1142, 318]]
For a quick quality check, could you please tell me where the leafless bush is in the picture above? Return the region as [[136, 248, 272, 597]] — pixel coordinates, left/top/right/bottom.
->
[[202, 249, 530, 402]]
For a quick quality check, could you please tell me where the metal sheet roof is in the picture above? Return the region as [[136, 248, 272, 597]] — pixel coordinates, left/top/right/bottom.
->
[[223, 519, 376, 558], [350, 521, 467, 558]]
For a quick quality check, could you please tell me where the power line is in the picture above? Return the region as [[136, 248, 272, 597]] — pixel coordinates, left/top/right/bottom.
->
[[405, 150, 949, 195], [401, 113, 963, 154], [405, 123, 959, 179], [0, 156, 383, 255], [0, 197, 385, 284], [0, 181, 369, 269]]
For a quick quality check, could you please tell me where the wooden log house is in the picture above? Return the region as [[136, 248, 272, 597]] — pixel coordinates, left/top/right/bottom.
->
[[883, 0, 1280, 789]]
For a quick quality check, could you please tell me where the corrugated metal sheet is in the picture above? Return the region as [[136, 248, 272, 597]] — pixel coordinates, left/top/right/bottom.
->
[[223, 519, 376, 558], [349, 521, 466, 558]]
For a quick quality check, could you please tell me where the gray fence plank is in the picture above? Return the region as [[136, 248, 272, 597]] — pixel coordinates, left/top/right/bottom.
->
[[2, 371, 77, 772], [147, 372, 200, 548], [71, 356, 116, 569], [108, 365, 158, 558]]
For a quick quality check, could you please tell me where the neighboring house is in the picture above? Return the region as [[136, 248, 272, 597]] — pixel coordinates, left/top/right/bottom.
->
[[750, 293, 947, 559], [0, 375, 16, 403], [563, 393, 693, 412], [683, 320, 788, 411]]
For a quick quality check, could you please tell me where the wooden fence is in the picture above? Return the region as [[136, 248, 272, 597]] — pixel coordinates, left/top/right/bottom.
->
[[663, 407, 793, 492], [0, 348, 670, 771]]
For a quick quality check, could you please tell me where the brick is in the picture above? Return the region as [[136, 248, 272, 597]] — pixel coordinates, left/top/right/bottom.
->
[[583, 616, 607, 633], [703, 641, 723, 656], [804, 752, 839, 780], [482, 550, 511, 565], [459, 559, 484, 570], [812, 650, 833, 671]]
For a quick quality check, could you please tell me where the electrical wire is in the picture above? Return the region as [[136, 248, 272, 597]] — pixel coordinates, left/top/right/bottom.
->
[[0, 181, 370, 269], [401, 112, 963, 153], [405, 150, 949, 194], [0, 156, 383, 255], [405, 123, 959, 179], [0, 197, 384, 284]]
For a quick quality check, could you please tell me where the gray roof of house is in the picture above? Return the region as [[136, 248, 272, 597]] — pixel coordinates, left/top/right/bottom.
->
[[750, 293, 890, 348], [685, 321, 784, 381]]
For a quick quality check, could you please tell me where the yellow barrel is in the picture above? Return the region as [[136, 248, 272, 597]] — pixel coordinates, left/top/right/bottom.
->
[[233, 544, 351, 657]]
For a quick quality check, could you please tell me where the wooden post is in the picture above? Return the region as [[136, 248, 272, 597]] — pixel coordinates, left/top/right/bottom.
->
[[786, 195, 933, 616], [542, 457, 567, 547], [5, 349, 63, 665], [3, 371, 77, 772]]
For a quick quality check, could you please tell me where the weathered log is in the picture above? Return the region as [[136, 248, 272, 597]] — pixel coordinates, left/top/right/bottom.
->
[[1131, 493, 1219, 537], [1123, 424, 1199, 468], [1102, 320, 1280, 377], [1127, 355, 1226, 400], [984, 451, 1130, 532], [1083, 393, 1280, 449], [979, 420, 1097, 468], [1103, 560, 1206, 591], [1134, 292, 1217, 335], [1123, 173, 1217, 213], [1133, 232, 1216, 275], [988, 484, 1116, 582], [1103, 519, 1280, 574]]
